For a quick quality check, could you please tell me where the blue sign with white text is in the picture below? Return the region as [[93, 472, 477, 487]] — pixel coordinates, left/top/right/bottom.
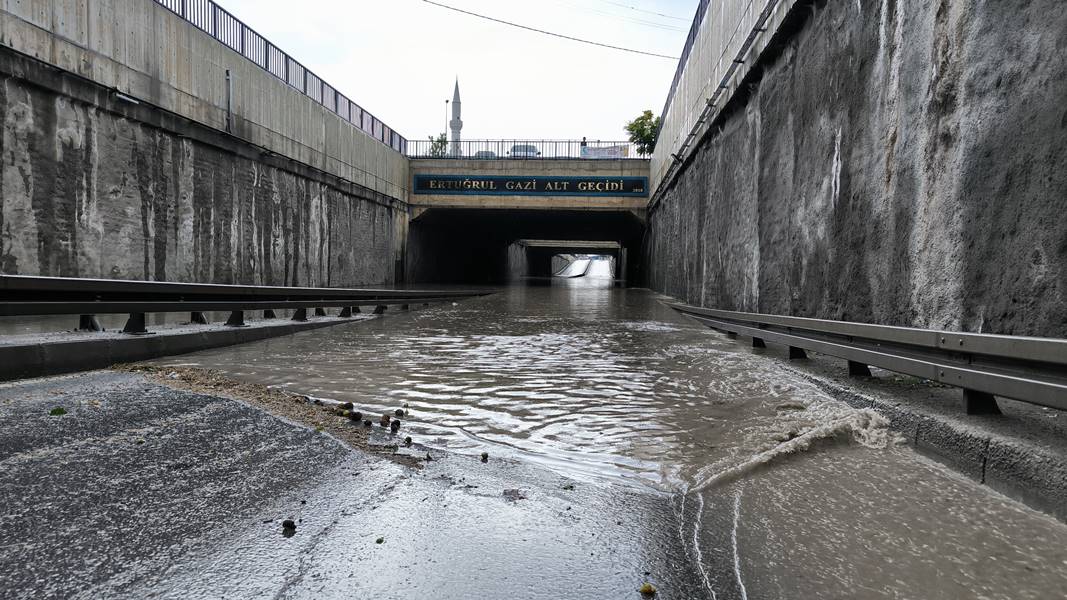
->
[[413, 175, 648, 197]]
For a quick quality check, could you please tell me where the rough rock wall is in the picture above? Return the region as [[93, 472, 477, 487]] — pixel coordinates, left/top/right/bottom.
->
[[0, 76, 403, 286], [646, 0, 1067, 337]]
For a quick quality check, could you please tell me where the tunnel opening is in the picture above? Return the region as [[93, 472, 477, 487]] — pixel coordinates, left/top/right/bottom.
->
[[517, 244, 621, 281], [550, 254, 616, 279], [407, 208, 644, 285]]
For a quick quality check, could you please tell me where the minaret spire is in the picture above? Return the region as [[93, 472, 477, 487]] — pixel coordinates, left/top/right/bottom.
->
[[449, 78, 462, 156]]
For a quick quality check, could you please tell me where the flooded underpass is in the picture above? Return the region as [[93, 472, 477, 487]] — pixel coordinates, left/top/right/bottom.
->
[[3, 281, 1066, 599], [132, 280, 1067, 599]]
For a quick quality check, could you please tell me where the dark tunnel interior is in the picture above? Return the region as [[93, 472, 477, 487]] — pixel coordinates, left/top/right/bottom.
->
[[406, 209, 645, 285]]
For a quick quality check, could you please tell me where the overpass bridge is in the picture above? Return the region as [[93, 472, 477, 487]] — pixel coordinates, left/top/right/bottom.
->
[[406, 144, 648, 284]]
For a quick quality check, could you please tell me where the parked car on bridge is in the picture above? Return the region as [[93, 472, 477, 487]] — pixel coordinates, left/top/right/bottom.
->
[[473, 150, 497, 159], [508, 144, 541, 158]]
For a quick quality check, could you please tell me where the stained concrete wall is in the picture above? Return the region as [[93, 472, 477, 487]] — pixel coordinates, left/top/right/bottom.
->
[[646, 0, 1067, 337], [506, 242, 527, 283], [0, 0, 408, 200], [0, 49, 403, 285]]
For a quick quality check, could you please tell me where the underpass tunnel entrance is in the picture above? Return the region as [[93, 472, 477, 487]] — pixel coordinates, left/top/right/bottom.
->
[[515, 241, 623, 281], [407, 209, 645, 285]]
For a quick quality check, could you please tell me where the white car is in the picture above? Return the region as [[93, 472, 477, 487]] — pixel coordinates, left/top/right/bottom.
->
[[508, 144, 541, 158]]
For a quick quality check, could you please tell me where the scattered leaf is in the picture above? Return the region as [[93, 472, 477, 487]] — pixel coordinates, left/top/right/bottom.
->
[[49, 407, 67, 416]]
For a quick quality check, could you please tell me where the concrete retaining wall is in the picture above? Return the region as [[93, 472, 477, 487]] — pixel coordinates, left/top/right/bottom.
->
[[0, 0, 408, 200], [0, 48, 403, 285], [646, 0, 1067, 337], [651, 0, 793, 191]]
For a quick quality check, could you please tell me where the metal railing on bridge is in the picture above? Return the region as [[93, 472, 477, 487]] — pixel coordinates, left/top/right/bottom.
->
[[153, 0, 407, 154], [0, 275, 490, 334], [666, 301, 1067, 413], [406, 140, 647, 160]]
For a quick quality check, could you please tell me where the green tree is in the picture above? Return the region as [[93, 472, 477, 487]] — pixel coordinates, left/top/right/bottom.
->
[[625, 110, 662, 155], [428, 133, 448, 157]]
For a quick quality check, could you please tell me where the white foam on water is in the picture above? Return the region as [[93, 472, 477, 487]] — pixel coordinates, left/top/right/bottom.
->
[[693, 491, 718, 599], [732, 487, 748, 600], [690, 407, 892, 494]]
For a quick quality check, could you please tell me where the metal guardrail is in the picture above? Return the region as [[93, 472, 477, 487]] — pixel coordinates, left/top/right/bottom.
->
[[153, 0, 407, 154], [0, 275, 490, 334], [406, 140, 647, 160], [666, 302, 1067, 413]]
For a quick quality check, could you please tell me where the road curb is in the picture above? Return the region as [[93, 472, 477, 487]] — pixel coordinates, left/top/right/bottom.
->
[[0, 318, 364, 382]]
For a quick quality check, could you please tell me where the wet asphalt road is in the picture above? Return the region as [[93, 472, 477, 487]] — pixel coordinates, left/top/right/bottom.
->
[[0, 371, 701, 599]]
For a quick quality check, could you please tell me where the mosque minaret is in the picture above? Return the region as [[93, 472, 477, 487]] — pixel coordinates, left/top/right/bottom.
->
[[449, 79, 462, 156]]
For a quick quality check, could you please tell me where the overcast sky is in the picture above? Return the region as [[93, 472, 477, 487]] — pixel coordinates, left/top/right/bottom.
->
[[217, 0, 697, 142]]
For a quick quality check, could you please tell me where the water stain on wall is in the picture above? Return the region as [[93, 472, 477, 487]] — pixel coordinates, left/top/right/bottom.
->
[[0, 78, 403, 287], [646, 0, 1067, 337]]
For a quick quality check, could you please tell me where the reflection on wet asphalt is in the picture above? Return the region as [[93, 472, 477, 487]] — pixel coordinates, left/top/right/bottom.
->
[[3, 281, 1066, 599]]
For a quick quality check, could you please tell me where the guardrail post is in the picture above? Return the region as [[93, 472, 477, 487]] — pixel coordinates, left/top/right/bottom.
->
[[122, 313, 149, 335], [77, 315, 102, 332], [352, 306, 361, 314], [292, 308, 308, 322], [314, 307, 327, 317], [339, 306, 352, 318], [963, 389, 1001, 415], [848, 361, 872, 377], [373, 305, 387, 314], [788, 346, 808, 359], [191, 311, 208, 325], [224, 311, 247, 327], [752, 337, 766, 348], [263, 309, 277, 319]]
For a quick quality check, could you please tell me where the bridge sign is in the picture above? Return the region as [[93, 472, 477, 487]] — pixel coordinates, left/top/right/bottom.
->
[[414, 175, 648, 197]]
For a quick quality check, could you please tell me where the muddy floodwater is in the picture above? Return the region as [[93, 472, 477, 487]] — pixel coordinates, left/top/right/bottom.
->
[[150, 280, 1067, 599]]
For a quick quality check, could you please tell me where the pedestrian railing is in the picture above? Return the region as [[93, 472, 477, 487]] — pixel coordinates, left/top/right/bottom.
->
[[666, 301, 1067, 413], [0, 275, 490, 334], [406, 139, 647, 160], [153, 0, 407, 153]]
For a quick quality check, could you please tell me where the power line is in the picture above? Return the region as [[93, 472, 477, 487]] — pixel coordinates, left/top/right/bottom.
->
[[598, 0, 690, 22], [421, 0, 680, 60], [549, 0, 687, 32]]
